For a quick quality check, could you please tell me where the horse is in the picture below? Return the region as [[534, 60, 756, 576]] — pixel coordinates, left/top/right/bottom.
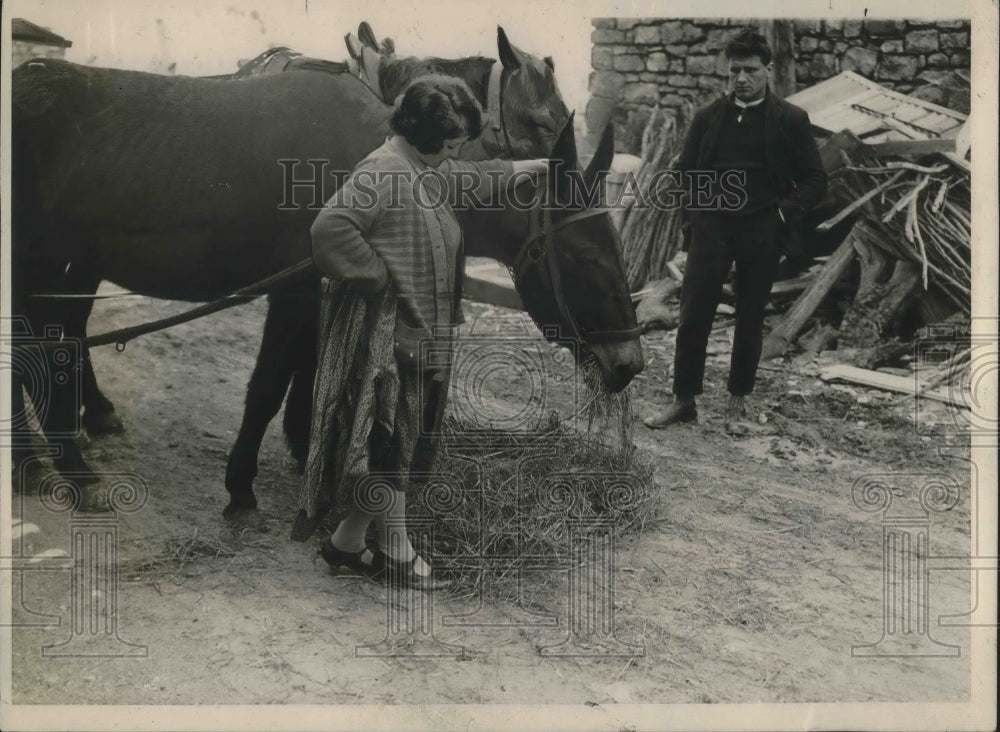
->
[[10, 30, 643, 500], [223, 116, 640, 518]]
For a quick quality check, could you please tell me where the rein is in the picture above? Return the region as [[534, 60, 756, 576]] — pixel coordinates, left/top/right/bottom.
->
[[511, 192, 642, 346]]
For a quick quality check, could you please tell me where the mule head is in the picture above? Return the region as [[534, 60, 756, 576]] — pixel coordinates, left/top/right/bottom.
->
[[491, 27, 571, 159], [502, 118, 644, 393]]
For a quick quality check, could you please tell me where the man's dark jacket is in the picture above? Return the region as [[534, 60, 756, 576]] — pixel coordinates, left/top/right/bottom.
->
[[675, 87, 828, 255]]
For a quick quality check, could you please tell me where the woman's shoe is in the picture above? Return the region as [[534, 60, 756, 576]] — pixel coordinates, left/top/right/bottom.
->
[[372, 548, 450, 592], [319, 540, 378, 577]]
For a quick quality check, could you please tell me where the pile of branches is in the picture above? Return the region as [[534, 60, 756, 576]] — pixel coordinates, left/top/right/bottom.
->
[[822, 151, 971, 314], [615, 105, 693, 290]]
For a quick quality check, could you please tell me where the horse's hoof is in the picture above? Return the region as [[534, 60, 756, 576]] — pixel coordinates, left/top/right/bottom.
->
[[223, 506, 266, 531], [223, 494, 259, 521], [84, 410, 126, 435]]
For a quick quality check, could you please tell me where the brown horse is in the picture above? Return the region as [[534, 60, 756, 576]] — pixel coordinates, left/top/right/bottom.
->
[[10, 33, 642, 511]]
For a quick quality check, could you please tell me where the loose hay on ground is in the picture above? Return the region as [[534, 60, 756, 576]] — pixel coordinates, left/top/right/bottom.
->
[[417, 409, 658, 602]]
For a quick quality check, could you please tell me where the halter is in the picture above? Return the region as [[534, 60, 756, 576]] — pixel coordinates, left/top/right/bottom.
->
[[510, 192, 643, 346]]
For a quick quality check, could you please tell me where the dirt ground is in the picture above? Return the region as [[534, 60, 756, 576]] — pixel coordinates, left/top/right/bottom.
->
[[8, 279, 978, 713]]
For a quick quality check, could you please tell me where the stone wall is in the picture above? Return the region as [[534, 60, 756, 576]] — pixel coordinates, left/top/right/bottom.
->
[[587, 17, 971, 153]]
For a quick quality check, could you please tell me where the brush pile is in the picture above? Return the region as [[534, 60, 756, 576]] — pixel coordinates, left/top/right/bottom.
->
[[615, 105, 693, 290]]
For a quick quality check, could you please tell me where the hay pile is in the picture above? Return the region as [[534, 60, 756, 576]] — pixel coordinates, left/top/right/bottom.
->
[[414, 376, 657, 601]]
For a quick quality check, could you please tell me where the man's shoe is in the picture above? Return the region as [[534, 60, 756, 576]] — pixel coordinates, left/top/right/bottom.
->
[[643, 402, 697, 429], [724, 399, 750, 437]]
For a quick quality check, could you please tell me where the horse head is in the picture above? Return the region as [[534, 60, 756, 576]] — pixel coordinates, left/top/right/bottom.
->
[[459, 117, 644, 393], [483, 27, 572, 160]]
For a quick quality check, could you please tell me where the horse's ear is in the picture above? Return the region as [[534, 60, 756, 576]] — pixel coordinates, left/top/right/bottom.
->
[[497, 27, 523, 70], [583, 123, 615, 188], [544, 56, 555, 71], [548, 110, 577, 163]]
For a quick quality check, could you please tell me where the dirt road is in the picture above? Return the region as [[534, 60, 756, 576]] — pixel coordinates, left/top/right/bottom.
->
[[9, 286, 976, 711]]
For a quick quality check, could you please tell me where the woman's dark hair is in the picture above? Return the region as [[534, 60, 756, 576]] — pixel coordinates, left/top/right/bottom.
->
[[724, 27, 772, 65], [390, 75, 484, 154]]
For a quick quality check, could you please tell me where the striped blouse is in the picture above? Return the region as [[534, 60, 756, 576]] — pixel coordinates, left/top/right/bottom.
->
[[310, 136, 515, 336]]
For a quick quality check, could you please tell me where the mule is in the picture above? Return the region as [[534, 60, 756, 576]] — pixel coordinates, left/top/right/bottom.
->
[[10, 30, 642, 492], [223, 117, 641, 517]]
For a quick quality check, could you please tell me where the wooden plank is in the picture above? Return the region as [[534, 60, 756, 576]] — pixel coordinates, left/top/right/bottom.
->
[[819, 364, 964, 407], [462, 264, 523, 311], [863, 137, 956, 157], [760, 224, 858, 360]]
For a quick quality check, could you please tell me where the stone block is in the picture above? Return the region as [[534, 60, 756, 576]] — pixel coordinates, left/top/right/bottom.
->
[[824, 19, 845, 33], [834, 41, 848, 54], [682, 23, 704, 41], [936, 20, 967, 30], [624, 82, 660, 105], [646, 52, 670, 72], [614, 54, 647, 72], [799, 36, 820, 52], [589, 70, 626, 98], [585, 95, 615, 129], [905, 29, 939, 53], [669, 59, 685, 72], [666, 74, 699, 88], [704, 28, 730, 51], [664, 44, 688, 57], [659, 21, 684, 45], [910, 84, 946, 105], [592, 46, 614, 71], [876, 55, 920, 81], [865, 19, 907, 37], [844, 20, 863, 38], [633, 25, 661, 44], [809, 53, 840, 80], [616, 18, 642, 30], [592, 29, 626, 44], [592, 18, 616, 29], [939, 32, 969, 50], [842, 46, 878, 76], [949, 51, 970, 66], [880, 39, 904, 54], [926, 52, 950, 68], [686, 55, 718, 75], [639, 72, 661, 82]]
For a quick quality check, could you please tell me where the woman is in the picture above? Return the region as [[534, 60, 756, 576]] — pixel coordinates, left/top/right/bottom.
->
[[293, 76, 547, 590]]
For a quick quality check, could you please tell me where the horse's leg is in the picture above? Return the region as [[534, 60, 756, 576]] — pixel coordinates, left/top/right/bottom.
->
[[63, 267, 124, 435], [281, 298, 320, 472], [223, 292, 301, 518], [21, 294, 96, 481]]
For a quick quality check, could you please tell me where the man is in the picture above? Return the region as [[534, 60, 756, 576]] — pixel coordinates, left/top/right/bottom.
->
[[644, 27, 827, 435]]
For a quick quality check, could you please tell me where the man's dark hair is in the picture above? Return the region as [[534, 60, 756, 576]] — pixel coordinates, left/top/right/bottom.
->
[[724, 27, 772, 65], [390, 75, 484, 154]]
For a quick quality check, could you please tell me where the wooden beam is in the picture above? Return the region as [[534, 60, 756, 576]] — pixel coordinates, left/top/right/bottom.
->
[[760, 223, 858, 360], [863, 137, 956, 157], [819, 363, 964, 407], [462, 263, 523, 311]]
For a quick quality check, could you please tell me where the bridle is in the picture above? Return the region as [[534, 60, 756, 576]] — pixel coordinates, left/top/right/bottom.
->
[[509, 190, 643, 347]]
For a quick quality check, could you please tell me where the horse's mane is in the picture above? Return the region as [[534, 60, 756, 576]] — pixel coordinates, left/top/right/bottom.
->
[[378, 55, 493, 105]]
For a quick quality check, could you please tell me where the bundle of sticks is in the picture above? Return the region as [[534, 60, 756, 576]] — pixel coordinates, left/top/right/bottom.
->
[[820, 151, 971, 314], [614, 105, 692, 290]]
